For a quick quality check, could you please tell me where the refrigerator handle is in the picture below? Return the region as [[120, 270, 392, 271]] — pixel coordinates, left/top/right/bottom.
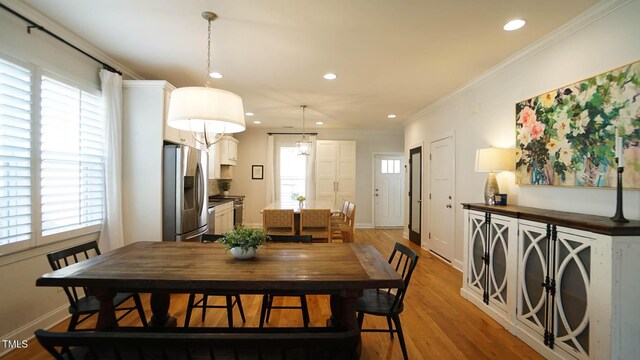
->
[[195, 162, 204, 215]]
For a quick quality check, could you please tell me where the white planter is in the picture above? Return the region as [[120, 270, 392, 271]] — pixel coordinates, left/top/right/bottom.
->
[[230, 247, 256, 259]]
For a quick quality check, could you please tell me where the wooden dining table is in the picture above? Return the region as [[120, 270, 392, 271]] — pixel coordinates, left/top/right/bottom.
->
[[263, 200, 337, 213], [36, 241, 402, 355]]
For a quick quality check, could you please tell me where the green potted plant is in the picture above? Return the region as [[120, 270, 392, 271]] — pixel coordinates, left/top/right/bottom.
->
[[217, 227, 268, 259], [220, 181, 231, 196]]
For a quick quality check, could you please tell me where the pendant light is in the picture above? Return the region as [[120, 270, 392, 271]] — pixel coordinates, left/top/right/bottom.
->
[[167, 11, 245, 148], [296, 105, 312, 156]]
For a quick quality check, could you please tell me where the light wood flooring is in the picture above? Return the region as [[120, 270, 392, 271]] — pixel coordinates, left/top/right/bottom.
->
[[2, 229, 542, 360]]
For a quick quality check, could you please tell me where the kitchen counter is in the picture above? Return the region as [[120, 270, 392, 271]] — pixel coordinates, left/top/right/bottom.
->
[[208, 198, 233, 209]]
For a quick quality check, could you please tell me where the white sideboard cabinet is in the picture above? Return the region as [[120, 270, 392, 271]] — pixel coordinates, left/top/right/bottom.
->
[[462, 204, 640, 360]]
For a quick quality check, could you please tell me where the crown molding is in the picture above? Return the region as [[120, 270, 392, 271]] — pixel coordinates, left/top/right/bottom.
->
[[404, 0, 632, 125], [0, 0, 143, 80]]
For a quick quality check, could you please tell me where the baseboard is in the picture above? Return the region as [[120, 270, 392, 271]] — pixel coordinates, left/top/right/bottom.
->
[[452, 259, 463, 272], [0, 305, 69, 357], [402, 230, 408, 239], [355, 223, 372, 229]]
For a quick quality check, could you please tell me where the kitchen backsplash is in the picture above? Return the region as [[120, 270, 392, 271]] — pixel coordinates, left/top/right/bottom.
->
[[208, 179, 220, 196]]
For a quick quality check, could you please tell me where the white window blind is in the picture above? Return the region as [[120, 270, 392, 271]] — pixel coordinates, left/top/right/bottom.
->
[[40, 75, 103, 237], [0, 58, 32, 246]]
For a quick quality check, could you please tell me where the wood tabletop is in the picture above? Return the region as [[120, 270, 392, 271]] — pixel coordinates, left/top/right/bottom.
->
[[264, 200, 336, 213], [36, 242, 403, 294]]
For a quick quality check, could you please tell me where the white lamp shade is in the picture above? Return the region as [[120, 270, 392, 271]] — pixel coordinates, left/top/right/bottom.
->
[[475, 147, 515, 172], [167, 87, 246, 133]]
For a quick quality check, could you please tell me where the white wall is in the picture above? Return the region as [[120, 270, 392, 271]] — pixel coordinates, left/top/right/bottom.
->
[[0, 2, 140, 353], [404, 0, 640, 269], [232, 128, 404, 227]]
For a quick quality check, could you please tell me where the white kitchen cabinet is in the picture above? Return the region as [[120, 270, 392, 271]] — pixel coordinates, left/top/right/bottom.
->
[[315, 140, 356, 209], [162, 94, 195, 148], [208, 142, 220, 179], [462, 203, 640, 360], [218, 136, 239, 165], [462, 210, 518, 331], [214, 202, 234, 235]]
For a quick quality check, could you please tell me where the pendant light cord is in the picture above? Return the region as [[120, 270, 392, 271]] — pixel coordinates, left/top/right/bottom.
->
[[205, 16, 213, 87]]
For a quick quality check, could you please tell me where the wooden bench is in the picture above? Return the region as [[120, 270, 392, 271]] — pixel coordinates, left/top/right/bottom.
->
[[35, 327, 360, 360]]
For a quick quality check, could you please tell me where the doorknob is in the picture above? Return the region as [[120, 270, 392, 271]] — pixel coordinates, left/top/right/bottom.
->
[[446, 204, 452, 208]]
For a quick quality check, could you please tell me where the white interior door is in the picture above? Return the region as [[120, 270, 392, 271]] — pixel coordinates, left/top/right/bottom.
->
[[374, 154, 404, 227], [429, 136, 454, 261]]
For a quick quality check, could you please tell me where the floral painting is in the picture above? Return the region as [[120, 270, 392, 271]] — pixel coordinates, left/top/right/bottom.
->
[[515, 61, 640, 188]]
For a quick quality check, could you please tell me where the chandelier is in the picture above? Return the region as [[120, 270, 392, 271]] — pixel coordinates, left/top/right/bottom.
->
[[167, 11, 245, 148], [296, 105, 311, 156]]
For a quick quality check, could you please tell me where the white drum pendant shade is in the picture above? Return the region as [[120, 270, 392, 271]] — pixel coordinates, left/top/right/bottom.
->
[[167, 87, 246, 134]]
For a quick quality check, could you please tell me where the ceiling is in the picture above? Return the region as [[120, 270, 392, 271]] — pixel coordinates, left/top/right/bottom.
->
[[21, 0, 599, 131]]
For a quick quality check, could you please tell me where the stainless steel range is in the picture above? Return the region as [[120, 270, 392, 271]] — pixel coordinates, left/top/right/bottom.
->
[[210, 195, 244, 228]]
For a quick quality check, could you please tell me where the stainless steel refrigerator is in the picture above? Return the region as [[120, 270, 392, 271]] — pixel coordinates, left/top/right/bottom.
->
[[163, 144, 208, 241]]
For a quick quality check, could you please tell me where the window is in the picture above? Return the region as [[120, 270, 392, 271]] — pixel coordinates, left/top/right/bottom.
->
[[0, 55, 104, 251], [0, 58, 32, 247], [278, 146, 307, 205], [381, 159, 401, 174], [40, 75, 104, 236]]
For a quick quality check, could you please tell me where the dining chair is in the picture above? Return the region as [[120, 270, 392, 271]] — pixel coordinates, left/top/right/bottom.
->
[[259, 234, 313, 328], [263, 209, 295, 235], [299, 209, 332, 242], [185, 234, 245, 328], [46, 241, 148, 331], [356, 242, 419, 360], [332, 202, 356, 243]]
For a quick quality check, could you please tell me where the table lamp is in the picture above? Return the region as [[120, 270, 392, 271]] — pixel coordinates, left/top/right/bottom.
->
[[475, 147, 515, 205]]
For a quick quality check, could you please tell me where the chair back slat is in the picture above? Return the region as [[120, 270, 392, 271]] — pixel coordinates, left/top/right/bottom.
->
[[387, 242, 419, 313], [46, 241, 102, 307]]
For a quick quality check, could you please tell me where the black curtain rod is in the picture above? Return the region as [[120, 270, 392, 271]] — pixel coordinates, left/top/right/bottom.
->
[[267, 132, 319, 136], [1, 3, 122, 75]]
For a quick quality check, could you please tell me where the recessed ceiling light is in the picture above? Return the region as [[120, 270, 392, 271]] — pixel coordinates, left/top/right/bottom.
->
[[323, 73, 338, 80], [253, 120, 261, 124], [316, 121, 324, 125], [245, 112, 254, 116], [387, 114, 397, 119], [209, 72, 223, 79], [503, 19, 526, 31]]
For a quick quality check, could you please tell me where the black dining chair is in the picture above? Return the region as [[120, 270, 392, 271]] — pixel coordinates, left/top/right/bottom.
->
[[185, 234, 246, 328], [356, 242, 419, 360], [259, 234, 313, 328], [46, 241, 148, 331]]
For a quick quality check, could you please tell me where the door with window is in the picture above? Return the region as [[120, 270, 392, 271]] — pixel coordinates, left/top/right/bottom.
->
[[408, 146, 422, 245], [374, 154, 404, 227]]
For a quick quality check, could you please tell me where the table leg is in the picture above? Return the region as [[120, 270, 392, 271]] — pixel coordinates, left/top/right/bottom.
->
[[330, 290, 362, 359], [149, 292, 177, 328], [93, 289, 117, 330]]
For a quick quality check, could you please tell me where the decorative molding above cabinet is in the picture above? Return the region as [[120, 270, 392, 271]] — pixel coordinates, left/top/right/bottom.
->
[[462, 203, 640, 360]]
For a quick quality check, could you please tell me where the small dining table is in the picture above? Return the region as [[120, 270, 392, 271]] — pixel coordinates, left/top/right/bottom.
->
[[36, 241, 402, 355], [263, 200, 337, 213]]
